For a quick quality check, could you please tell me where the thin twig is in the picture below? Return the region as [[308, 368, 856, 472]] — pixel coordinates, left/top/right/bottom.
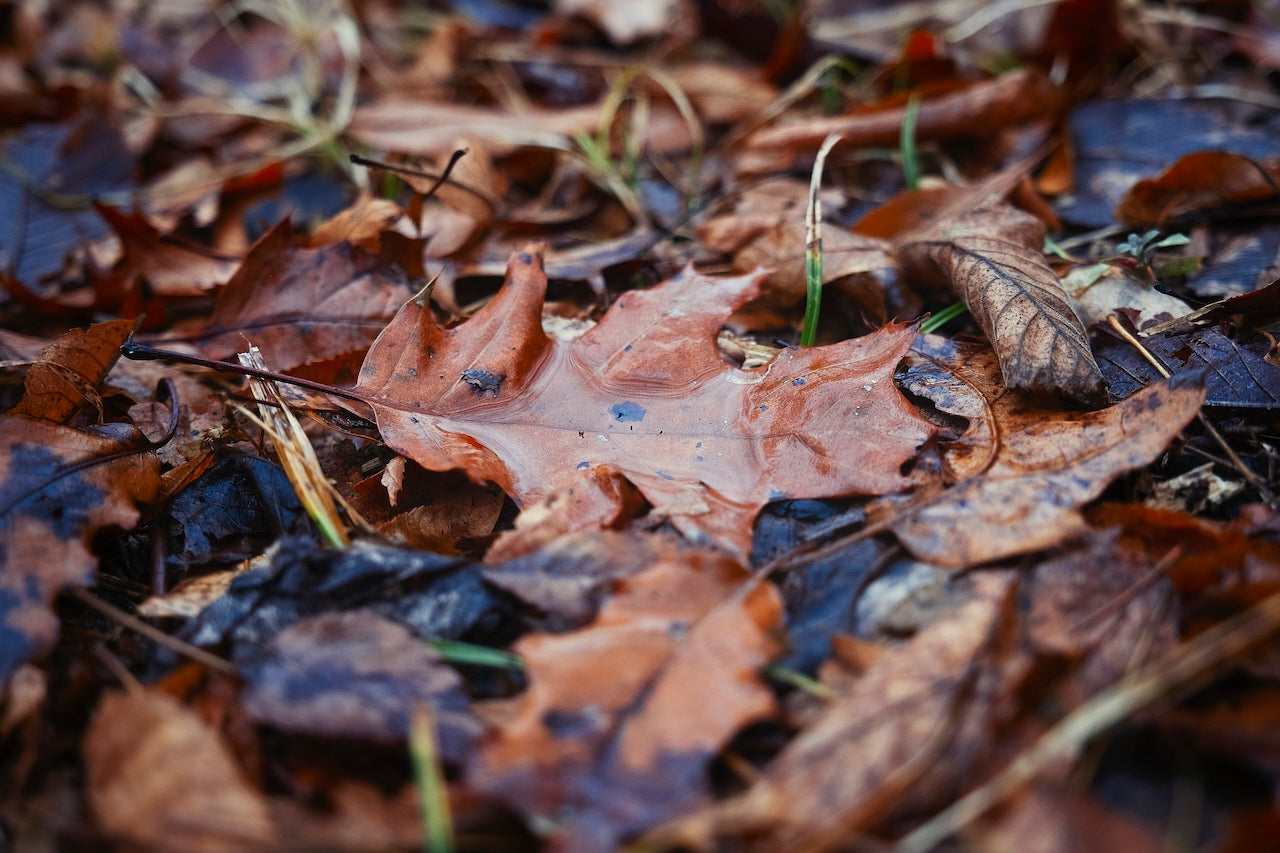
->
[[1105, 314, 1275, 503], [68, 587, 237, 675]]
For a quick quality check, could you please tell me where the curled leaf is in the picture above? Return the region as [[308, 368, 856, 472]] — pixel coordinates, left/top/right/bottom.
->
[[897, 203, 1106, 403]]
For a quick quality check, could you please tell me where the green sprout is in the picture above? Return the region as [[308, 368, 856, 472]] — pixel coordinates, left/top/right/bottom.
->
[[1112, 229, 1193, 282]]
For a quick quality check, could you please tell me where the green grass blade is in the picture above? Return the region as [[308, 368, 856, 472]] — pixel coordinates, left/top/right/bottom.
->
[[800, 133, 843, 347], [919, 301, 968, 334], [410, 705, 455, 853], [900, 93, 921, 190]]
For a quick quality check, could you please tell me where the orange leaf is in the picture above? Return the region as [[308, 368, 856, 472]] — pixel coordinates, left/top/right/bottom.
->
[[469, 549, 782, 848], [355, 245, 935, 557], [1116, 151, 1280, 226], [8, 319, 133, 424]]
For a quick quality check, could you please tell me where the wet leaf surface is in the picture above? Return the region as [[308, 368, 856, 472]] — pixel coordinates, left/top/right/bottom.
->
[[8, 4, 1280, 850], [356, 245, 935, 557], [238, 610, 479, 756]]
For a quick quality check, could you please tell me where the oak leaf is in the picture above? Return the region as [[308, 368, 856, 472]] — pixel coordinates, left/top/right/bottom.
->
[[354, 245, 935, 556]]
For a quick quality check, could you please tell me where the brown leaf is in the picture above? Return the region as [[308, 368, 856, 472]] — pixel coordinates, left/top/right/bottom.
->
[[0, 417, 159, 686], [84, 690, 275, 852], [891, 335, 1205, 567], [469, 550, 782, 850], [1116, 151, 1280, 226], [897, 202, 1106, 402], [96, 205, 238, 297], [738, 68, 1061, 175], [354, 245, 935, 557], [650, 572, 1015, 849], [159, 219, 417, 372], [696, 177, 894, 304], [8, 319, 133, 424], [238, 611, 480, 758]]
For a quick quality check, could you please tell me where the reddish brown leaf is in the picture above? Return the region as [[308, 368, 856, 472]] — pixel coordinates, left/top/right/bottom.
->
[[469, 550, 782, 850], [354, 245, 935, 556], [738, 67, 1061, 175], [1116, 151, 1280, 226], [96, 205, 238, 297], [8, 319, 133, 424], [159, 219, 416, 372], [0, 417, 159, 685], [897, 202, 1106, 402], [85, 690, 275, 852], [892, 336, 1205, 567]]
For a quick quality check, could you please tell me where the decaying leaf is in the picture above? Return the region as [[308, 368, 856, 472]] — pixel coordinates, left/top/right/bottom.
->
[[649, 572, 1014, 849], [891, 335, 1205, 567], [355, 244, 934, 557], [897, 203, 1106, 403], [237, 610, 480, 759], [85, 690, 275, 853], [696, 177, 895, 304], [0, 416, 159, 686], [8, 319, 133, 424], [469, 549, 782, 850]]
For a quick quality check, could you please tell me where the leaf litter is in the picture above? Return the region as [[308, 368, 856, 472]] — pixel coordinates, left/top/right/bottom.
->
[[5, 2, 1280, 851]]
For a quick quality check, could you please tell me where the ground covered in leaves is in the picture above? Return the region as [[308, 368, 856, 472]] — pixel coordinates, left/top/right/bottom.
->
[[6, 1, 1280, 850]]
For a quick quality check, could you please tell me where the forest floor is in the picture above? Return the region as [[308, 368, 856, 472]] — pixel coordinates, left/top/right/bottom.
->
[[4, 2, 1280, 851]]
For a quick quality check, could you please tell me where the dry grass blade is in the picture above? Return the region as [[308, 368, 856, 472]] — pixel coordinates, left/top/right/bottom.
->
[[237, 345, 350, 547]]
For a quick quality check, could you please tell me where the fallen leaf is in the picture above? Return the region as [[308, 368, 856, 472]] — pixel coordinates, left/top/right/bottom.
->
[[469, 549, 783, 850], [891, 335, 1204, 567], [1096, 322, 1280, 409], [155, 219, 418, 372], [84, 690, 275, 853], [237, 610, 480, 759], [0, 112, 139, 288], [0, 417, 159, 686], [897, 202, 1106, 402], [484, 464, 647, 563], [738, 68, 1060, 175], [1116, 151, 1280, 226], [1057, 99, 1280, 227], [180, 537, 510, 653], [648, 572, 1014, 849], [8, 319, 133, 424], [95, 205, 239, 297], [355, 245, 935, 557]]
